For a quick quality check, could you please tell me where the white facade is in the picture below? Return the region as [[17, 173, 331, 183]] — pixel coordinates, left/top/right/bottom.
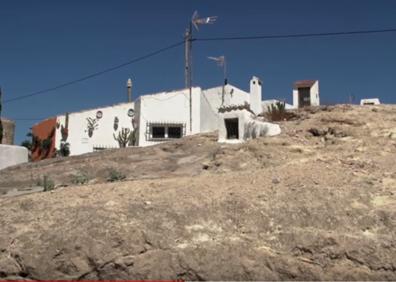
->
[[292, 80, 320, 108], [218, 109, 281, 143], [200, 84, 250, 133], [135, 87, 201, 147], [360, 98, 380, 105], [46, 76, 302, 156], [56, 102, 135, 156]]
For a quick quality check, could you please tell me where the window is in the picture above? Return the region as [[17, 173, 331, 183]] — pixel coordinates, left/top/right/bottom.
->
[[152, 126, 165, 139], [147, 123, 185, 141], [168, 126, 182, 139]]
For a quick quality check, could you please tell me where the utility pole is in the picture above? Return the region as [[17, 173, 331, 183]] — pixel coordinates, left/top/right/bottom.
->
[[185, 11, 217, 133], [185, 23, 193, 132]]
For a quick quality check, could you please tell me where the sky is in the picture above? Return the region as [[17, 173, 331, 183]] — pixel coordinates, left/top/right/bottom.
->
[[1, 0, 395, 144]]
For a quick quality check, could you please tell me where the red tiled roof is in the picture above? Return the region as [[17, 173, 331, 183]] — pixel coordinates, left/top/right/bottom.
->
[[293, 80, 317, 89]]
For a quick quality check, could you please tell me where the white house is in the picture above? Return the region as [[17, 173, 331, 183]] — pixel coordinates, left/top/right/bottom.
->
[[292, 80, 320, 108], [360, 98, 380, 105], [55, 102, 135, 155], [33, 76, 309, 157]]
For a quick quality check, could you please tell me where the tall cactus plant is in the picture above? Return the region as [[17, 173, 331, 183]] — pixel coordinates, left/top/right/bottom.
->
[[113, 128, 133, 148], [0, 87, 3, 144]]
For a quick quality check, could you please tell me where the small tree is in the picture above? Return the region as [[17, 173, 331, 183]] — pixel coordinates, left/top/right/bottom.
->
[[21, 140, 32, 150]]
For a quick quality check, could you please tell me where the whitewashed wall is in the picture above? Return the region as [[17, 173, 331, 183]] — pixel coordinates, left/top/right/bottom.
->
[[218, 110, 251, 143], [200, 84, 250, 133], [310, 81, 320, 106], [55, 102, 135, 156], [360, 98, 380, 105], [292, 89, 299, 108], [136, 87, 201, 147], [250, 76, 262, 115], [218, 110, 281, 143], [0, 145, 28, 170]]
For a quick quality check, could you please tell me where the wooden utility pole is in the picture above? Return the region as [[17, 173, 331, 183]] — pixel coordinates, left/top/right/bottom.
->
[[184, 11, 217, 134], [185, 23, 193, 133]]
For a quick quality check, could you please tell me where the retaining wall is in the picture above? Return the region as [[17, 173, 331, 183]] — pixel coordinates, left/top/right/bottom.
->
[[0, 145, 28, 170]]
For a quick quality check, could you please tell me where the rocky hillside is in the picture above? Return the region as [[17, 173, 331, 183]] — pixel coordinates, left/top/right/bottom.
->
[[0, 105, 395, 280]]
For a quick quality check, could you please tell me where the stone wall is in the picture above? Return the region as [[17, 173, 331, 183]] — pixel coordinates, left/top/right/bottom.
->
[[0, 118, 15, 145]]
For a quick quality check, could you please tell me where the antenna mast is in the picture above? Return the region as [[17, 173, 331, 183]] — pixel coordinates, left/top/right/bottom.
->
[[185, 23, 193, 132], [185, 11, 217, 133]]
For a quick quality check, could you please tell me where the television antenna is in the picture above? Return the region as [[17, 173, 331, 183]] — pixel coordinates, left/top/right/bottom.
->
[[208, 56, 227, 105], [185, 11, 217, 132]]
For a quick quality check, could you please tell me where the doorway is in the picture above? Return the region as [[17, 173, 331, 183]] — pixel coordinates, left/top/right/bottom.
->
[[298, 87, 311, 107], [225, 118, 239, 139]]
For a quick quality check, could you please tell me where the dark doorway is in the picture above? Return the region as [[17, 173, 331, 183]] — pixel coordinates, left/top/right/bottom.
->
[[298, 87, 311, 107], [225, 118, 239, 139]]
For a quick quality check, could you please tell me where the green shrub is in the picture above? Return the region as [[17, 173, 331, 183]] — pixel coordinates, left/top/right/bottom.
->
[[57, 142, 70, 157], [267, 101, 287, 121], [106, 168, 126, 182], [21, 140, 32, 150], [71, 171, 90, 185]]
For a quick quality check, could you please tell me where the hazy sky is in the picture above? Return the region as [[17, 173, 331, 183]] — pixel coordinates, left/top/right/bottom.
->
[[1, 0, 396, 144]]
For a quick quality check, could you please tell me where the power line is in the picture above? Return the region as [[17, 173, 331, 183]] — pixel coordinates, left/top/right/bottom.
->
[[8, 118, 45, 121], [4, 27, 396, 105], [195, 28, 396, 41], [4, 40, 185, 104]]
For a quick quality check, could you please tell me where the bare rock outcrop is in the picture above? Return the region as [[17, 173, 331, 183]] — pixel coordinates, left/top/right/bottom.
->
[[0, 105, 395, 280]]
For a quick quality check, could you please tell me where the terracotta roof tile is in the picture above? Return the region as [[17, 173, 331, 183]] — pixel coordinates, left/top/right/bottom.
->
[[293, 80, 317, 89]]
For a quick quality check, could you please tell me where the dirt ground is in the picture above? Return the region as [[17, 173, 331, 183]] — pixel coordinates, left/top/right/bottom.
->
[[0, 104, 395, 280]]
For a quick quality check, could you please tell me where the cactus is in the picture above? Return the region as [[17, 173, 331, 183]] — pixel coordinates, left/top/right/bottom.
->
[[113, 128, 133, 148], [113, 117, 119, 131], [267, 101, 287, 121], [61, 113, 69, 142]]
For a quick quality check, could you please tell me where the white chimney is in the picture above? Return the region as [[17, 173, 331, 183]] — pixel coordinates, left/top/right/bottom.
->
[[250, 76, 262, 115], [127, 78, 132, 102]]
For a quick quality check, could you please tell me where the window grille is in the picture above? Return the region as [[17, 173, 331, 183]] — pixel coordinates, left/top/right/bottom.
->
[[145, 122, 186, 141]]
